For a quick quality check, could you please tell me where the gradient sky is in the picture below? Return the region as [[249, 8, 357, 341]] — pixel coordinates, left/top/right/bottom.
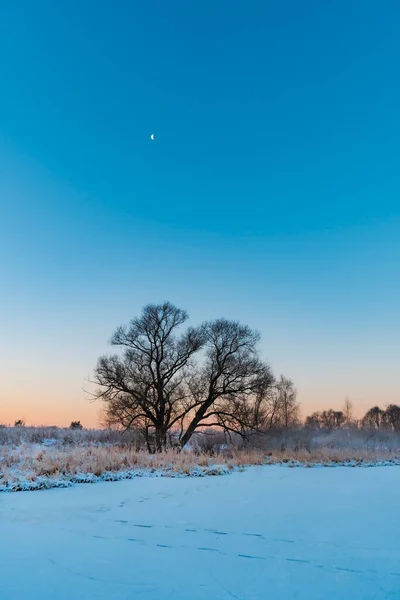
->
[[1, 1, 399, 427]]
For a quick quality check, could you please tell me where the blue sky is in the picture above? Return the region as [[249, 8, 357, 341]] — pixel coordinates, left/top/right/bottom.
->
[[0, 1, 399, 425]]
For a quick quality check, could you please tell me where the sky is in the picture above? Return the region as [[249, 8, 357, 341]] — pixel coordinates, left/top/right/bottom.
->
[[0, 0, 399, 427]]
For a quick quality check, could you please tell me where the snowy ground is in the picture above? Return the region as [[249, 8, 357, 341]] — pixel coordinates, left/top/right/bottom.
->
[[1, 466, 399, 600]]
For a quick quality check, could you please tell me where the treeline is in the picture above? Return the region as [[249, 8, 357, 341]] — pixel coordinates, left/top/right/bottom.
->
[[90, 301, 399, 451], [7, 406, 400, 435], [305, 404, 400, 432], [4, 301, 397, 450], [9, 420, 83, 430]]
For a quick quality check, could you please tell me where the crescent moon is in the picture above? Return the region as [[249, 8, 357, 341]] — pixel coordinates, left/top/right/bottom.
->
[[150, 134, 155, 140]]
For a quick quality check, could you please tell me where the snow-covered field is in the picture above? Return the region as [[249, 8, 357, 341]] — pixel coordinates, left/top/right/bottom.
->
[[1, 465, 399, 600]]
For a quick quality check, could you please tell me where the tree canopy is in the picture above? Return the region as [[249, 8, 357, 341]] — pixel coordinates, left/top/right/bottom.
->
[[92, 302, 277, 451]]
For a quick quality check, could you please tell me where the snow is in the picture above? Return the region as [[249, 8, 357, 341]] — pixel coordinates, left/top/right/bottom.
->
[[0, 464, 231, 492], [1, 465, 400, 599], [3, 455, 400, 493]]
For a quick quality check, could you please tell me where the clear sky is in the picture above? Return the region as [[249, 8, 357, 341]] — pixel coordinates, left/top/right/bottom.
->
[[1, 1, 399, 427]]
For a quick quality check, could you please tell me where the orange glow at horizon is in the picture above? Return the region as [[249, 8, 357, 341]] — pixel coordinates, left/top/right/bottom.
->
[[1, 391, 394, 429]]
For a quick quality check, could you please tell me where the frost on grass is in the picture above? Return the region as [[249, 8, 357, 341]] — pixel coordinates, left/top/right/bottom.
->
[[1, 425, 400, 493], [0, 443, 233, 492], [1, 440, 400, 492], [1, 465, 231, 493]]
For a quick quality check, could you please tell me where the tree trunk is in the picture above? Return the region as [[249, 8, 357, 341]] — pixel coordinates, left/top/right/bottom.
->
[[180, 414, 203, 449], [155, 427, 167, 452]]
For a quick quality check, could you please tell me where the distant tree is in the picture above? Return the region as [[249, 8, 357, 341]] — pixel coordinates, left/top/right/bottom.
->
[[304, 409, 345, 431], [70, 421, 83, 430], [361, 406, 385, 429], [383, 404, 400, 431], [92, 302, 276, 451], [305, 412, 321, 429], [322, 410, 345, 430], [273, 375, 300, 429], [343, 398, 354, 426], [14, 419, 25, 427]]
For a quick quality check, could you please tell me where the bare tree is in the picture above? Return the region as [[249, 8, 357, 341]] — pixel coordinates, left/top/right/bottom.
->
[[92, 303, 277, 451], [383, 404, 400, 431], [180, 319, 275, 447], [304, 413, 320, 429], [93, 303, 204, 452], [342, 398, 354, 426], [361, 406, 385, 429], [273, 375, 300, 429], [305, 409, 345, 431]]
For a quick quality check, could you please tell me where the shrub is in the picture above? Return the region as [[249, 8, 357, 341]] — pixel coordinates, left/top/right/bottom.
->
[[70, 421, 83, 430]]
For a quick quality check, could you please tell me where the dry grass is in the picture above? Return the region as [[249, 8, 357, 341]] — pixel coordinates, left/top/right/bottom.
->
[[0, 425, 138, 447], [1, 425, 400, 492], [1, 442, 400, 492], [0, 445, 226, 478], [232, 447, 400, 466], [0, 445, 234, 490]]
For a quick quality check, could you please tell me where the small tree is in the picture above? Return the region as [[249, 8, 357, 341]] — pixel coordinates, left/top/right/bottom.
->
[[343, 398, 354, 426], [304, 409, 345, 431], [322, 410, 345, 430], [361, 406, 385, 429], [14, 419, 25, 427], [383, 404, 400, 431], [70, 421, 83, 430], [305, 412, 321, 429], [93, 302, 277, 451], [273, 375, 300, 429]]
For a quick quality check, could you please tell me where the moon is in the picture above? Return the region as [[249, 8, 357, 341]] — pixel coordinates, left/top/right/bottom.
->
[[150, 134, 155, 140]]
